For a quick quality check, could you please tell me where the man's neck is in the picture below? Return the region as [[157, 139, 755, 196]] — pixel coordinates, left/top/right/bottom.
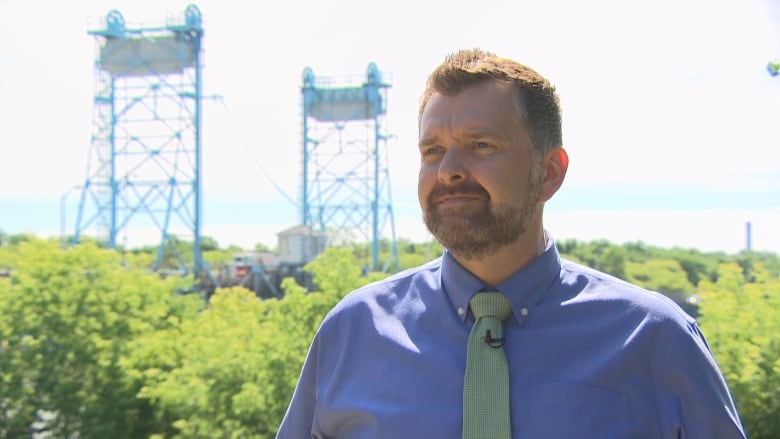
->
[[451, 228, 547, 287]]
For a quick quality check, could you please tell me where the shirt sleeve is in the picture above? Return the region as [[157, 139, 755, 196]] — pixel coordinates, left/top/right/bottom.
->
[[655, 320, 746, 439]]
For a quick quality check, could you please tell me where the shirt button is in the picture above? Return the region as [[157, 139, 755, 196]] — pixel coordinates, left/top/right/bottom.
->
[[457, 307, 466, 316], [520, 307, 529, 317]]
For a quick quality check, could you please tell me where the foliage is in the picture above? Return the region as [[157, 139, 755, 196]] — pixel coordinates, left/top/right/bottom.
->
[[305, 247, 388, 299], [697, 263, 780, 438], [1, 232, 36, 246], [557, 239, 628, 279], [0, 239, 202, 438], [344, 238, 444, 273], [124, 247, 387, 438], [624, 258, 695, 310], [127, 286, 336, 438], [1, 235, 779, 437], [0, 242, 17, 268], [126, 236, 224, 272], [253, 242, 272, 252], [397, 239, 444, 270]]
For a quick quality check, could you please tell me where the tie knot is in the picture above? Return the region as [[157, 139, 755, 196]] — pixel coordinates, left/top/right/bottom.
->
[[469, 291, 512, 321]]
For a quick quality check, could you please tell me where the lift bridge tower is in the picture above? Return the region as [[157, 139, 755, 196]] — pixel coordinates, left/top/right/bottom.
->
[[73, 5, 207, 278], [301, 63, 399, 272]]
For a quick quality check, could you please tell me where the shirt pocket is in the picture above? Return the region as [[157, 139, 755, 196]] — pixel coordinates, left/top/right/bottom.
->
[[522, 381, 628, 438]]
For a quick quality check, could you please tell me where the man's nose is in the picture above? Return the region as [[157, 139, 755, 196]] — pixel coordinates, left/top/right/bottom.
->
[[437, 148, 468, 183]]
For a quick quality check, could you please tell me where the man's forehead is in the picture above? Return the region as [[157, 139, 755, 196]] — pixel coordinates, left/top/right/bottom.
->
[[422, 84, 522, 125]]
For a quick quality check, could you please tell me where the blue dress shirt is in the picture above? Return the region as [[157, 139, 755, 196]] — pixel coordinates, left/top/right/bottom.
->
[[276, 236, 746, 438]]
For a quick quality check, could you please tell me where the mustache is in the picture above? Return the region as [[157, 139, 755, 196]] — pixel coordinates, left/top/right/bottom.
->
[[428, 181, 490, 203]]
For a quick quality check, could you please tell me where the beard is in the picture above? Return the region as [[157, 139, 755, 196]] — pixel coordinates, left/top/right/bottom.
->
[[423, 174, 540, 261]]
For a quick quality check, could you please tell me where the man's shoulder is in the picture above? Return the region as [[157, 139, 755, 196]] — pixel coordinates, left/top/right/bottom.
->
[[559, 257, 695, 325], [324, 257, 443, 318]]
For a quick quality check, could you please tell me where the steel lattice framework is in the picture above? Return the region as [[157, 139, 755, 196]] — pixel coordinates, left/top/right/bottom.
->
[[301, 63, 399, 271], [73, 5, 206, 277]]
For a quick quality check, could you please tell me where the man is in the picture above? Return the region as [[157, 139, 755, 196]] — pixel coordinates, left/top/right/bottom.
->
[[276, 49, 745, 438]]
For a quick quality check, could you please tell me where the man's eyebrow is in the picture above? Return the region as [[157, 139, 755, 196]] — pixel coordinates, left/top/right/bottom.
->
[[418, 136, 438, 148], [418, 129, 506, 148]]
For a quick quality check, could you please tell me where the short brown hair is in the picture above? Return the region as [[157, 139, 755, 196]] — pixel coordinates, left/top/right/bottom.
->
[[419, 48, 563, 155]]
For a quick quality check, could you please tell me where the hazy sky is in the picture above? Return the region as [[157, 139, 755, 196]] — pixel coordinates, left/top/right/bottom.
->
[[1, 0, 779, 253]]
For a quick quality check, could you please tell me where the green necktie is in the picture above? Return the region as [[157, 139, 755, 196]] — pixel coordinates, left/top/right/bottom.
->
[[463, 291, 513, 439]]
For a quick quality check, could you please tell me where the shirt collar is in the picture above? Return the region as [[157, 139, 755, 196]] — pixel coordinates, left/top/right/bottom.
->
[[440, 232, 563, 324]]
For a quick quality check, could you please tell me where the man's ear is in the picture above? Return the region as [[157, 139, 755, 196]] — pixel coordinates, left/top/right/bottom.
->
[[538, 147, 569, 202]]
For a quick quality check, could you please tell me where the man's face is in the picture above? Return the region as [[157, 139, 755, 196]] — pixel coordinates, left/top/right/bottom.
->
[[417, 80, 542, 260]]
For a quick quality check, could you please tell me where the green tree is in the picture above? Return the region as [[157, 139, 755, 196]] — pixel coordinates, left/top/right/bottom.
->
[[305, 247, 386, 299], [5, 232, 35, 246], [126, 247, 387, 438], [564, 239, 627, 278], [625, 258, 695, 305], [0, 240, 17, 268], [0, 239, 201, 438], [253, 242, 272, 252], [670, 249, 721, 286], [128, 286, 313, 438], [698, 262, 780, 438], [3, 235, 777, 437], [398, 240, 443, 270]]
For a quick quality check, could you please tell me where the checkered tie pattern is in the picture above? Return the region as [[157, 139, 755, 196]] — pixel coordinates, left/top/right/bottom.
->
[[463, 291, 512, 439]]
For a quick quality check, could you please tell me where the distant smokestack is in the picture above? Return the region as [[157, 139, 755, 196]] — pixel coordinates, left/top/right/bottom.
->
[[745, 221, 753, 252]]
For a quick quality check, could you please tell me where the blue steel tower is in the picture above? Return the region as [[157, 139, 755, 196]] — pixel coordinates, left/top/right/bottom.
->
[[73, 5, 206, 277], [301, 63, 399, 272]]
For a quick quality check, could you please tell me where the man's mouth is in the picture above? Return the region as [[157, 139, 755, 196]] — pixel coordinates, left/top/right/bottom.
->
[[435, 194, 485, 206]]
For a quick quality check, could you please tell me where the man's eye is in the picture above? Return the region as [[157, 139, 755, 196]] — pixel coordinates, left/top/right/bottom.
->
[[472, 141, 491, 150], [422, 146, 443, 156]]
